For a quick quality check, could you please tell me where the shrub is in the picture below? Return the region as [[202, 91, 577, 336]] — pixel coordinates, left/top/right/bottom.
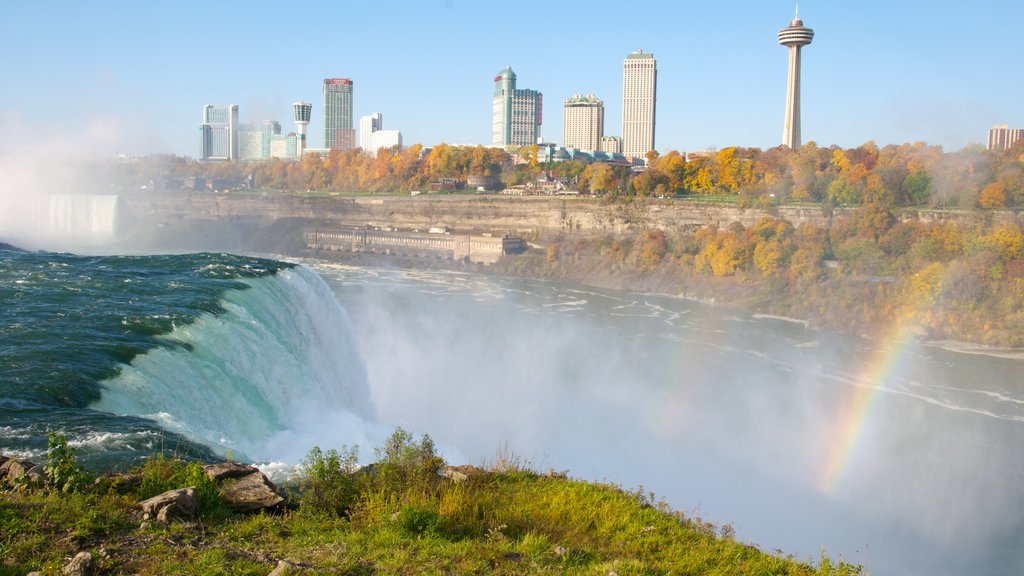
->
[[44, 433, 92, 493], [136, 454, 223, 516], [297, 445, 359, 516], [374, 428, 444, 492], [396, 505, 439, 535]]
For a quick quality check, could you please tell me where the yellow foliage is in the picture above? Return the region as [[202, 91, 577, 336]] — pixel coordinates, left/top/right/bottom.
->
[[753, 239, 783, 276], [909, 262, 944, 302], [985, 224, 1024, 261]]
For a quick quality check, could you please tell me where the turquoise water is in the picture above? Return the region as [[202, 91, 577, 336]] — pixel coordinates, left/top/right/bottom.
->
[[2, 247, 1023, 575], [0, 250, 374, 468]]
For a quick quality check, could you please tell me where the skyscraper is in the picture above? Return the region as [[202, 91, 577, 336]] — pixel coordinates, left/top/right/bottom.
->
[[293, 101, 311, 158], [359, 113, 402, 157], [323, 78, 354, 151], [988, 125, 1024, 151], [778, 7, 814, 149], [621, 50, 657, 159], [238, 120, 281, 161], [491, 67, 542, 148], [563, 94, 604, 151], [198, 104, 239, 160]]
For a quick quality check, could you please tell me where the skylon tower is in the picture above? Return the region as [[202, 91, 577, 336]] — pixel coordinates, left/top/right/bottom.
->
[[293, 101, 311, 158], [778, 5, 813, 149]]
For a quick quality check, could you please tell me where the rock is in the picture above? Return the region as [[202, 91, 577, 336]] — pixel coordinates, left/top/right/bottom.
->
[[139, 487, 198, 523], [94, 472, 142, 494], [0, 458, 43, 487], [267, 559, 306, 575], [204, 462, 258, 482], [217, 469, 285, 513], [442, 465, 485, 484], [62, 551, 94, 576], [26, 572, 42, 576], [24, 464, 46, 485]]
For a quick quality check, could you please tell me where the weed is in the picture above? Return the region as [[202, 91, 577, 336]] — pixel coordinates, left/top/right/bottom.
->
[[44, 433, 92, 493], [397, 505, 440, 535]]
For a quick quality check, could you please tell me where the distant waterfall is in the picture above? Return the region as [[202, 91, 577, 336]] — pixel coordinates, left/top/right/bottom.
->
[[0, 192, 120, 250], [32, 193, 119, 241]]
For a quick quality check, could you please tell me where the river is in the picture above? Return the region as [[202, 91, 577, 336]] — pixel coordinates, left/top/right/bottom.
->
[[309, 260, 1024, 576]]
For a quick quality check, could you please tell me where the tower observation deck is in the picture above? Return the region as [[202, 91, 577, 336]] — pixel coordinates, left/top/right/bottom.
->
[[293, 101, 312, 158], [778, 7, 814, 149]]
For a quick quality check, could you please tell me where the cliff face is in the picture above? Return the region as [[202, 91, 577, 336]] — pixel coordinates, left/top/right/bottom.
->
[[118, 191, 996, 248], [122, 192, 832, 237]]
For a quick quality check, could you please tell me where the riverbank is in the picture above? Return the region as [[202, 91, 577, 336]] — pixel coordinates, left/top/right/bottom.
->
[[0, 435, 862, 575]]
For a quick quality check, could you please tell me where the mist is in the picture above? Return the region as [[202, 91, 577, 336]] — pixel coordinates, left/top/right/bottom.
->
[[0, 113, 154, 253], [311, 263, 1024, 576]]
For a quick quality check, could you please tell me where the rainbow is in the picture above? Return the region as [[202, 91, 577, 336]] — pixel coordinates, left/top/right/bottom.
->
[[819, 320, 919, 494]]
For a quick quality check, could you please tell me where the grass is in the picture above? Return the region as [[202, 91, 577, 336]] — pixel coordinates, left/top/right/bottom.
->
[[0, 430, 864, 575]]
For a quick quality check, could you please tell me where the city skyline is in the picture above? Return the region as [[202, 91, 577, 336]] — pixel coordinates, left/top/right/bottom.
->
[[1, 1, 1022, 158]]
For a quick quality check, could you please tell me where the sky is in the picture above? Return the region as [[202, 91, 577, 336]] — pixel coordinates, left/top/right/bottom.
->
[[1, 0, 1022, 158]]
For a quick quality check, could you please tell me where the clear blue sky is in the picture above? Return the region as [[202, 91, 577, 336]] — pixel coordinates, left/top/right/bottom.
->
[[1, 0, 1021, 157]]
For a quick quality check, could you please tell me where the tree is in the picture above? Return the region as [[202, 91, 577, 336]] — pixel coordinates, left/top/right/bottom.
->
[[979, 182, 1007, 208]]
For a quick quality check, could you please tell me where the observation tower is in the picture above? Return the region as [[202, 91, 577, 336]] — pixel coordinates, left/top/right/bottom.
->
[[293, 101, 312, 158], [778, 5, 814, 149]]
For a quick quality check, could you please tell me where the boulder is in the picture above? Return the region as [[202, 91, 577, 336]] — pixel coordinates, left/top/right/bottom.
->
[[203, 462, 258, 482], [217, 469, 285, 513], [0, 458, 44, 487], [61, 551, 94, 576], [139, 487, 198, 523], [24, 464, 46, 485], [442, 465, 486, 484]]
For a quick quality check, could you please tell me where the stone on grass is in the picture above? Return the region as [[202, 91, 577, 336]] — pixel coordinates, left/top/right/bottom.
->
[[204, 464, 284, 512], [139, 487, 198, 523], [61, 551, 94, 576]]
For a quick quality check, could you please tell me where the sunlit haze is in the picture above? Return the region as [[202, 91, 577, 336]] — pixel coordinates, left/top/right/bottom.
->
[[1, 0, 1022, 156]]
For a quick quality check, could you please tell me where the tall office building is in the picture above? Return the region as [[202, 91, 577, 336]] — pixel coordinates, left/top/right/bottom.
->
[[778, 7, 814, 149], [988, 125, 1024, 151], [359, 113, 403, 157], [238, 120, 281, 161], [563, 94, 604, 151], [198, 104, 239, 160], [622, 50, 657, 159], [323, 78, 354, 151], [492, 67, 543, 148], [294, 102, 311, 158]]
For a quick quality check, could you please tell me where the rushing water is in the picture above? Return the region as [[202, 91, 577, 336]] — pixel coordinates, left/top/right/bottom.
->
[[309, 262, 1024, 576], [1, 248, 1022, 575]]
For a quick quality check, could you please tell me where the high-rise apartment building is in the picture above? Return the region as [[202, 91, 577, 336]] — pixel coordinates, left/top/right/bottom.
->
[[198, 104, 239, 160], [778, 7, 814, 149], [492, 67, 543, 148], [359, 113, 403, 157], [988, 125, 1024, 151], [563, 94, 604, 151], [621, 50, 657, 159], [323, 78, 354, 151]]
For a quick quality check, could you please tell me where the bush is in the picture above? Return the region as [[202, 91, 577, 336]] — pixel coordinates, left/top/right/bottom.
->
[[297, 445, 360, 516], [136, 455, 223, 516], [44, 433, 92, 493], [396, 505, 439, 535], [374, 428, 445, 492]]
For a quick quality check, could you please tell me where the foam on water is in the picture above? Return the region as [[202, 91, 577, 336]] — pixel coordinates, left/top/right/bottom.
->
[[94, 265, 383, 463]]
